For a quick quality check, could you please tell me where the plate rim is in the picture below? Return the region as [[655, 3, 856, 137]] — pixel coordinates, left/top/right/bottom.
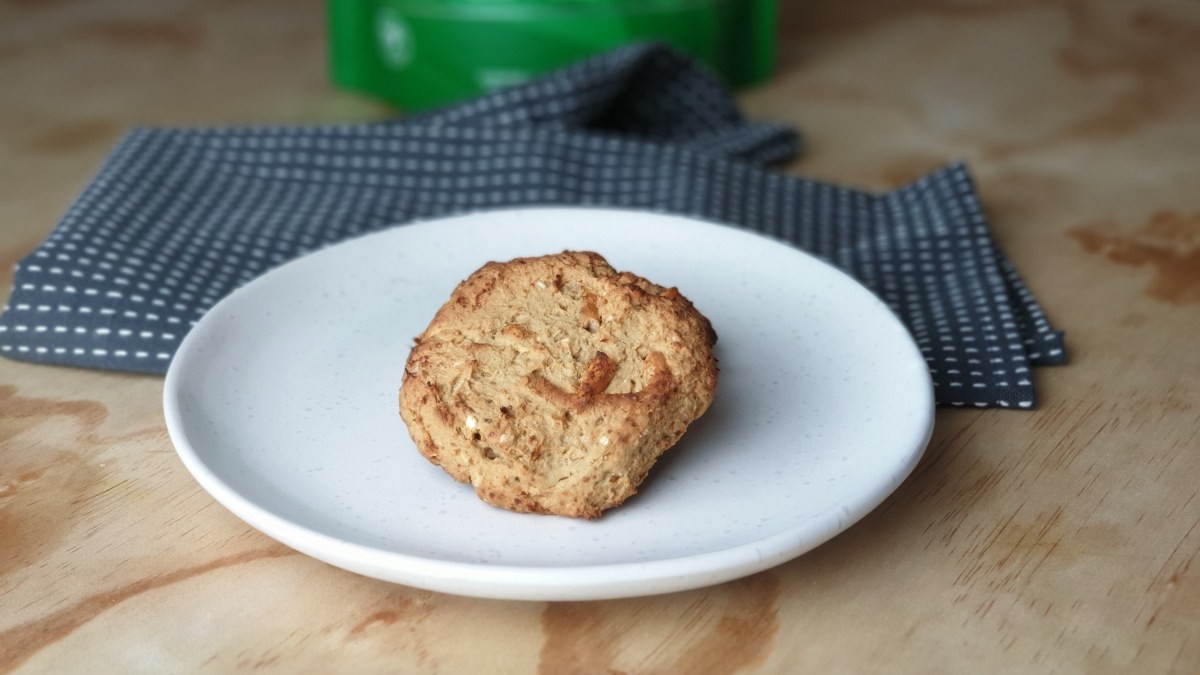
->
[[162, 206, 935, 601]]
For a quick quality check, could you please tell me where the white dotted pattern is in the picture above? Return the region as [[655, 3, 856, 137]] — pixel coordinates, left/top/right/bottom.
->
[[0, 44, 1062, 407]]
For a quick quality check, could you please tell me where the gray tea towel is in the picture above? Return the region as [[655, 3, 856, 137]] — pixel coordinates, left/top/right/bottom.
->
[[0, 43, 1064, 408]]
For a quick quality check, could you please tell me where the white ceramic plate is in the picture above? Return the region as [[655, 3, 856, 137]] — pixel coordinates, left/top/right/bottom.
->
[[163, 207, 933, 601]]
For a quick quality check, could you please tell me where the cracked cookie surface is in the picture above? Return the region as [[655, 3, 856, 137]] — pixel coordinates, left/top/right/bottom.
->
[[398, 251, 718, 518]]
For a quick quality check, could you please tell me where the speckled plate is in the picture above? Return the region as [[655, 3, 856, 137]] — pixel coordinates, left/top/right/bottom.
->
[[163, 207, 933, 601]]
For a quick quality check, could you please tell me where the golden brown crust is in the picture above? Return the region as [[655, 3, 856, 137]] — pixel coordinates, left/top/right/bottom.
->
[[398, 251, 718, 519]]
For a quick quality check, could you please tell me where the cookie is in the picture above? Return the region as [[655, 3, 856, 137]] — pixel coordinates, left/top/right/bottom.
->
[[398, 251, 718, 519]]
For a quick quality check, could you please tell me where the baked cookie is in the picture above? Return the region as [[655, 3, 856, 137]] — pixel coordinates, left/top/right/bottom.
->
[[398, 251, 718, 519]]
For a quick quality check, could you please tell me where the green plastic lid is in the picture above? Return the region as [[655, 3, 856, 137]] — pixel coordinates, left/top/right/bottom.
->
[[328, 0, 776, 111], [397, 0, 723, 6]]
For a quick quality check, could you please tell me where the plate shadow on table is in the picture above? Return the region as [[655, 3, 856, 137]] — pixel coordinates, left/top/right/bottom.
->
[[768, 408, 999, 580]]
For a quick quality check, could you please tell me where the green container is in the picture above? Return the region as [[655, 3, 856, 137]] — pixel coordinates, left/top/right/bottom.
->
[[327, 0, 777, 112]]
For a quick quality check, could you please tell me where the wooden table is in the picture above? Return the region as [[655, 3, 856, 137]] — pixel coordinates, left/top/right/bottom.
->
[[3, 1, 1198, 672]]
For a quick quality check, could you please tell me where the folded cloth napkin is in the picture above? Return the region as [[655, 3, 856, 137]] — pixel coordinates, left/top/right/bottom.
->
[[0, 43, 1064, 408]]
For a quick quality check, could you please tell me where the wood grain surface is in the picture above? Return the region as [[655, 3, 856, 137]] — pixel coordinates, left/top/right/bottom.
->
[[2, 0, 1198, 673]]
